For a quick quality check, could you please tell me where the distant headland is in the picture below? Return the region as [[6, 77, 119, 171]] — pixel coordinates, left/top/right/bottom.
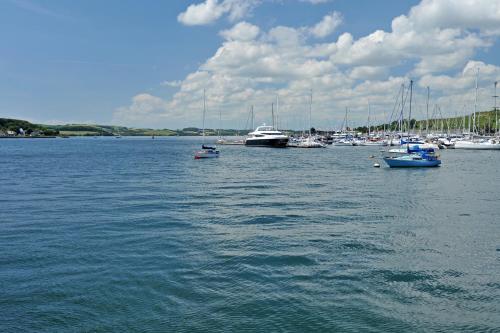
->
[[0, 118, 246, 138]]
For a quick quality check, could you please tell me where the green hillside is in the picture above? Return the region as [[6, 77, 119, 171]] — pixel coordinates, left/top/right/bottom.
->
[[355, 109, 500, 134], [1, 118, 249, 137], [0, 118, 59, 136]]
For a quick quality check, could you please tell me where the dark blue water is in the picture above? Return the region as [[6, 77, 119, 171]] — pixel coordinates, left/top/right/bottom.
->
[[1, 137, 499, 332]]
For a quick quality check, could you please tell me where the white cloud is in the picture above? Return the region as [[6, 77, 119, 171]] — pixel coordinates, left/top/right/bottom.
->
[[300, 0, 331, 4], [113, 93, 171, 127], [177, 0, 260, 26], [419, 60, 500, 92], [160, 80, 182, 87], [309, 11, 342, 38], [407, 0, 500, 35], [326, 0, 499, 74], [118, 0, 500, 129], [349, 66, 389, 80], [220, 21, 260, 41], [416, 61, 500, 118], [178, 0, 225, 26], [266, 26, 305, 46]]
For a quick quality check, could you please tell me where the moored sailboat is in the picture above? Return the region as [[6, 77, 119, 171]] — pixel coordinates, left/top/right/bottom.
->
[[195, 90, 220, 159], [383, 80, 442, 168], [292, 90, 326, 148], [455, 74, 500, 150]]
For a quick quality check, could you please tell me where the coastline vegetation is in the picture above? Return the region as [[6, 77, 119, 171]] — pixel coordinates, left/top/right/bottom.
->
[[2, 110, 498, 138], [0, 118, 247, 137], [354, 109, 499, 134]]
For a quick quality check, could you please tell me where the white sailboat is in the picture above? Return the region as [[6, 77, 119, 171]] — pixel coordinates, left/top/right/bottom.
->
[[358, 102, 385, 146], [295, 90, 326, 148], [455, 69, 500, 150], [454, 138, 500, 149], [334, 108, 353, 146], [195, 90, 220, 159]]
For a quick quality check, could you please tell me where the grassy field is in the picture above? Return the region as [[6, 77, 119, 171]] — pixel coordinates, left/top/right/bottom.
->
[[59, 131, 103, 136]]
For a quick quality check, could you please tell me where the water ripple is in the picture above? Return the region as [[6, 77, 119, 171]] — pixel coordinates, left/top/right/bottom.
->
[[1, 138, 499, 332]]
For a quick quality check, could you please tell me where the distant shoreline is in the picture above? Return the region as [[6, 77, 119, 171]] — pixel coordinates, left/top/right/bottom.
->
[[0, 136, 57, 139], [0, 135, 232, 139]]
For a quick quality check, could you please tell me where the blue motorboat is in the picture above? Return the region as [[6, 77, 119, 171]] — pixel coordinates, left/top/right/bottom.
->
[[383, 152, 441, 168]]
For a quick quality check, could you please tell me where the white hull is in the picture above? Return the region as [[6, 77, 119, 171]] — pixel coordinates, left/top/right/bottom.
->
[[295, 142, 326, 148], [385, 140, 401, 146], [358, 141, 385, 146], [333, 141, 353, 146], [194, 148, 220, 159], [454, 140, 500, 150], [289, 137, 326, 148], [388, 148, 407, 154], [409, 143, 439, 150]]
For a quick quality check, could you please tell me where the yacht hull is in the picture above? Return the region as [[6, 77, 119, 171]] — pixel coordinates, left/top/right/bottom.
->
[[245, 138, 289, 148], [194, 149, 220, 159], [383, 157, 441, 167], [454, 141, 500, 150], [358, 141, 385, 146]]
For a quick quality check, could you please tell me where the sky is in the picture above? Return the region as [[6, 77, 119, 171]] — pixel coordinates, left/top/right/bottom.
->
[[1, 0, 500, 130]]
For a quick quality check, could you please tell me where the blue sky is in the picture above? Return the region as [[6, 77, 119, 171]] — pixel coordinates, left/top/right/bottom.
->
[[1, 0, 500, 129]]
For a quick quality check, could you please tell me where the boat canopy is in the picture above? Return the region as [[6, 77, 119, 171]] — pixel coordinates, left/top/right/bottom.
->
[[255, 126, 276, 132]]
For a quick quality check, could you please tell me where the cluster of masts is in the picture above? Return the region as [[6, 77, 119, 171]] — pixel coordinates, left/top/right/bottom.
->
[[195, 73, 500, 161]]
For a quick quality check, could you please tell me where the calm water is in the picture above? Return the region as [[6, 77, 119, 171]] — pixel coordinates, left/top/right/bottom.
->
[[1, 137, 499, 332]]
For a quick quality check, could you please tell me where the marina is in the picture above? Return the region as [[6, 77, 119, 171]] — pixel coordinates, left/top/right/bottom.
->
[[2, 0, 500, 331]]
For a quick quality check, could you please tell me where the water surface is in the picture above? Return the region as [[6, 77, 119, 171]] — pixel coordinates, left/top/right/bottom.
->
[[1, 137, 499, 332]]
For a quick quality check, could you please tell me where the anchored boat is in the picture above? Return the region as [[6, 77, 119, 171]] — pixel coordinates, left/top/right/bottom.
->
[[383, 80, 442, 168], [383, 151, 441, 167], [195, 90, 220, 159], [245, 125, 289, 147], [454, 138, 500, 150], [195, 145, 220, 159]]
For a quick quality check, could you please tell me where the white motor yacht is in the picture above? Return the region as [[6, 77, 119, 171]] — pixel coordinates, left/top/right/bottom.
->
[[245, 125, 289, 148]]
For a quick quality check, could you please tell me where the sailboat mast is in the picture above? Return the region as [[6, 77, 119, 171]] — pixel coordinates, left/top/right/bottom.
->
[[383, 108, 386, 136], [473, 67, 479, 136], [426, 86, 430, 136], [367, 101, 371, 137], [400, 83, 405, 135], [202, 89, 206, 143], [276, 94, 279, 130], [271, 103, 275, 129], [218, 105, 221, 138], [494, 81, 498, 136], [344, 107, 348, 133], [309, 89, 313, 137], [250, 104, 255, 130], [408, 80, 413, 149]]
